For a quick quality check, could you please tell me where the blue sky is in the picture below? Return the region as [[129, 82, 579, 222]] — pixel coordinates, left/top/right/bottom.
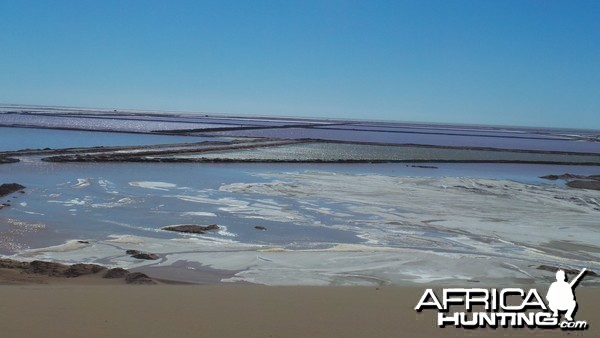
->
[[0, 1, 598, 128]]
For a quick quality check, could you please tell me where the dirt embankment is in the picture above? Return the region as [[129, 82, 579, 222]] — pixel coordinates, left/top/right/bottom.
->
[[541, 173, 600, 191], [0, 259, 156, 285], [0, 183, 25, 197], [0, 157, 19, 164]]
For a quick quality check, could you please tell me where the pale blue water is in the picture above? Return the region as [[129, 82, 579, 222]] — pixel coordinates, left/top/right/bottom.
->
[[191, 142, 600, 164], [314, 124, 572, 140], [1, 157, 597, 255], [0, 111, 327, 131], [0, 118, 599, 263], [205, 127, 600, 153], [0, 116, 598, 285], [0, 127, 222, 151], [0, 114, 235, 132], [0, 161, 367, 253]]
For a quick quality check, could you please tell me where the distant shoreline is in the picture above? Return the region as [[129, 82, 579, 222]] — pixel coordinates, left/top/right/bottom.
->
[[39, 156, 600, 166]]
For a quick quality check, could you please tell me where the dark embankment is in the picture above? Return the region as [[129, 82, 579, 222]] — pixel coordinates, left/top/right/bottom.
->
[[0, 157, 19, 164], [541, 173, 600, 191], [0, 258, 156, 284], [566, 180, 600, 191], [161, 224, 220, 234], [0, 183, 25, 197], [39, 154, 600, 165]]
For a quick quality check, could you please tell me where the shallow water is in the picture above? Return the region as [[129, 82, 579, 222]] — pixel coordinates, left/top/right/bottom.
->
[[314, 124, 572, 140], [205, 127, 600, 153], [2, 160, 599, 285], [0, 127, 221, 151], [0, 114, 235, 132], [183, 142, 600, 164], [1, 161, 369, 254], [0, 119, 599, 285], [1, 159, 598, 250]]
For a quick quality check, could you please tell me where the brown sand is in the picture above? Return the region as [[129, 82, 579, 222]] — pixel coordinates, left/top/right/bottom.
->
[[0, 261, 597, 337], [0, 281, 597, 337]]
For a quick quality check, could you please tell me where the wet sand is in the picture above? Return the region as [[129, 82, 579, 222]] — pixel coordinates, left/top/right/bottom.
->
[[0, 283, 597, 337]]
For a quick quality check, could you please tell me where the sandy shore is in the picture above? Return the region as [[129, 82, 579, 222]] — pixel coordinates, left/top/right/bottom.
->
[[0, 284, 597, 338], [0, 265, 597, 338]]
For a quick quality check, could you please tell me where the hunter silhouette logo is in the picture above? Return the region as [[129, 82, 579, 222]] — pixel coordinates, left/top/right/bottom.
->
[[415, 268, 589, 330], [546, 268, 585, 322]]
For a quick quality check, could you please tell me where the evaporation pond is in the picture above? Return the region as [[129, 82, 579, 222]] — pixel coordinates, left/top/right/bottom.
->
[[0, 127, 222, 151]]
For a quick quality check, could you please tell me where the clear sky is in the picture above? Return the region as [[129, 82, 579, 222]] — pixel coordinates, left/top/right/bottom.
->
[[0, 1, 598, 128]]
